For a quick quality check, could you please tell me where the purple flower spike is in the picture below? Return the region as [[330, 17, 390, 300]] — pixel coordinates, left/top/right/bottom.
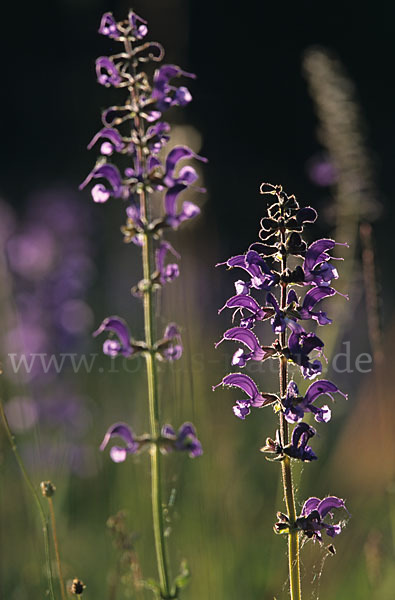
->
[[286, 330, 324, 379], [161, 422, 202, 457], [96, 56, 122, 87], [213, 373, 277, 419], [93, 316, 133, 357], [297, 495, 349, 541], [164, 184, 200, 228], [155, 241, 180, 284], [100, 422, 139, 462], [283, 379, 347, 423], [215, 327, 267, 367]]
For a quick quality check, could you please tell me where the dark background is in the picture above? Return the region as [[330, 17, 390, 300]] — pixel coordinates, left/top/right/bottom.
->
[[2, 0, 394, 239]]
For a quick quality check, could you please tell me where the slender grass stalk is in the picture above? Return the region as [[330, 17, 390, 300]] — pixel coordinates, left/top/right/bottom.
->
[[47, 494, 67, 600], [0, 398, 56, 600]]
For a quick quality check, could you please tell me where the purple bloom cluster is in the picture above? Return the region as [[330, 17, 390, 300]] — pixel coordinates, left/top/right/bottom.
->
[[100, 421, 202, 462], [81, 11, 203, 462], [214, 183, 349, 543], [276, 496, 349, 541]]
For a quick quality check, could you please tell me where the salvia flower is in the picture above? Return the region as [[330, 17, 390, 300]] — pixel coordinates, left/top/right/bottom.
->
[[283, 380, 347, 423], [302, 239, 348, 287], [295, 496, 349, 541], [215, 327, 270, 367], [160, 423, 203, 457], [155, 323, 183, 361], [154, 241, 180, 285], [100, 423, 142, 463], [284, 330, 324, 379], [218, 293, 273, 329], [262, 423, 317, 462], [213, 373, 278, 419], [93, 316, 145, 358]]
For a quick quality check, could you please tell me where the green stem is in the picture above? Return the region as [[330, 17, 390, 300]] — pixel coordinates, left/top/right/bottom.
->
[[124, 34, 173, 598], [48, 496, 67, 600], [142, 223, 172, 599], [0, 399, 56, 600], [279, 227, 301, 600]]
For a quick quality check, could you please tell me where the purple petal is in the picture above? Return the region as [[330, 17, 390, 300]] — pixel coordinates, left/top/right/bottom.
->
[[109, 447, 129, 462], [161, 424, 176, 439], [287, 289, 298, 304], [155, 240, 180, 276], [266, 292, 280, 314], [291, 422, 316, 448], [91, 184, 110, 203], [164, 146, 207, 187], [164, 185, 200, 228], [220, 294, 261, 314], [310, 404, 331, 423], [79, 163, 123, 200], [304, 239, 336, 271], [129, 10, 148, 38], [233, 401, 251, 419], [301, 497, 321, 516], [100, 422, 139, 462], [286, 380, 300, 398], [317, 496, 347, 519], [324, 524, 342, 537], [164, 184, 187, 218], [245, 250, 272, 275], [300, 286, 335, 320], [175, 422, 203, 457], [219, 327, 264, 357], [304, 380, 345, 405], [213, 373, 258, 399]]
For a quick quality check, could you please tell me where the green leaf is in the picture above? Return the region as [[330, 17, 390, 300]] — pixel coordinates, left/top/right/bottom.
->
[[173, 559, 191, 591], [141, 578, 160, 594]]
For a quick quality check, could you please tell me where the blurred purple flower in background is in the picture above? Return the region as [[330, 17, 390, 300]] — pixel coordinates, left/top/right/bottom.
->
[[2, 189, 97, 476]]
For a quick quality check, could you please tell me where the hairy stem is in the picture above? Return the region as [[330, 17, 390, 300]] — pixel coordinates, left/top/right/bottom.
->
[[142, 227, 172, 598], [48, 496, 67, 600], [279, 228, 301, 600], [0, 399, 56, 600]]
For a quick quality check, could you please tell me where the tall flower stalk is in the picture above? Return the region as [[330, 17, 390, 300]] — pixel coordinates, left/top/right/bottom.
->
[[214, 183, 350, 599], [81, 11, 203, 599]]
